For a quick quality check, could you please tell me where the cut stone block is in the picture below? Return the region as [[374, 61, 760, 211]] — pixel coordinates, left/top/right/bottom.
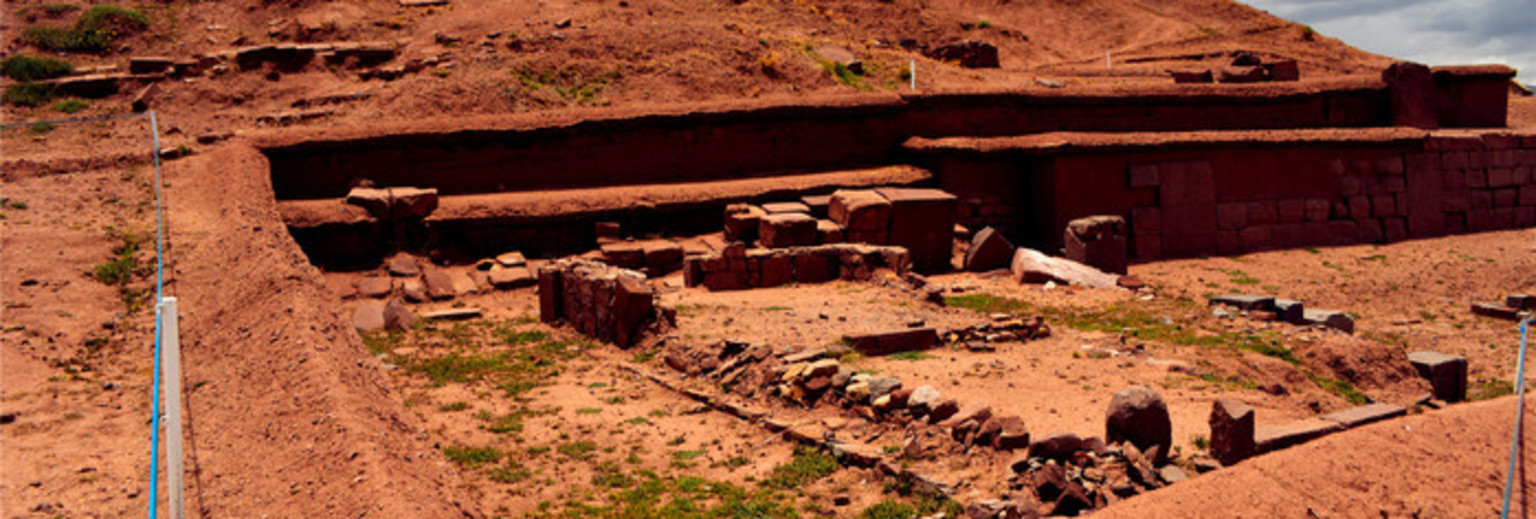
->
[[538, 265, 563, 323], [386, 255, 421, 276], [1409, 351, 1468, 402], [759, 213, 818, 248], [422, 308, 483, 320], [1105, 386, 1172, 464], [1011, 248, 1119, 289], [488, 266, 536, 289], [1255, 418, 1345, 453], [829, 189, 891, 236], [352, 301, 385, 331], [495, 251, 527, 268], [843, 328, 938, 355], [1209, 399, 1255, 466], [723, 204, 765, 243], [357, 276, 392, 298], [1064, 215, 1128, 275], [1273, 299, 1305, 325], [1320, 403, 1407, 429], [965, 226, 1015, 272], [613, 275, 655, 348], [388, 187, 438, 220], [1208, 294, 1275, 312], [601, 242, 647, 269], [1302, 309, 1355, 334], [422, 270, 457, 300], [642, 242, 684, 277], [383, 300, 417, 331], [801, 194, 832, 218], [1507, 294, 1535, 310], [1472, 302, 1522, 321], [762, 201, 811, 214], [876, 187, 958, 272], [446, 270, 479, 296], [815, 219, 844, 244]]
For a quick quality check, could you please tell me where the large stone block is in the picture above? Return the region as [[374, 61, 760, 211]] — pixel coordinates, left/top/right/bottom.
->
[[1209, 399, 1254, 466], [1063, 215, 1127, 275], [791, 250, 838, 283], [843, 328, 938, 355], [538, 265, 563, 323], [1106, 386, 1172, 464], [1383, 61, 1438, 129], [829, 189, 892, 235], [1408, 351, 1468, 402], [1011, 248, 1119, 288], [613, 275, 654, 348], [1256, 419, 1345, 453], [1320, 403, 1407, 429], [964, 226, 1014, 272], [759, 213, 818, 248], [724, 204, 765, 243], [876, 187, 958, 272]]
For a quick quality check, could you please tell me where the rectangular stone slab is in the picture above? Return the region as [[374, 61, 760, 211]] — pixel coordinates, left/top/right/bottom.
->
[[1208, 294, 1275, 311], [1256, 418, 1345, 453], [422, 308, 484, 320], [1471, 302, 1522, 321], [1320, 403, 1407, 429], [1409, 351, 1468, 402], [844, 328, 938, 355]]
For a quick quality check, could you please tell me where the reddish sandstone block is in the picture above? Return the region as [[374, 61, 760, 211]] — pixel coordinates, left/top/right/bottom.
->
[[1134, 235, 1161, 260], [759, 213, 818, 248], [830, 189, 892, 232], [816, 219, 844, 244], [1384, 218, 1408, 242], [1384, 177, 1406, 193], [1446, 212, 1467, 233], [876, 187, 959, 272], [1444, 170, 1466, 189], [1442, 152, 1469, 170], [1129, 164, 1160, 187], [758, 252, 793, 287], [1064, 216, 1128, 275], [1396, 193, 1409, 216], [1327, 221, 1360, 245], [724, 205, 766, 243], [1278, 199, 1306, 224], [1132, 207, 1162, 235], [1348, 196, 1371, 220], [1359, 219, 1385, 243], [613, 275, 655, 348], [1467, 169, 1488, 188], [1371, 195, 1396, 217], [1495, 188, 1518, 207], [1444, 193, 1470, 212], [1376, 157, 1405, 175], [1517, 207, 1536, 227], [1472, 190, 1494, 209], [1302, 222, 1330, 245], [1304, 199, 1330, 222], [1515, 167, 1531, 185], [1246, 200, 1278, 225], [792, 251, 837, 283], [1405, 152, 1438, 174], [1521, 185, 1536, 205], [1217, 203, 1247, 230], [1340, 175, 1363, 195], [1490, 168, 1516, 187], [1239, 226, 1272, 250], [1216, 230, 1241, 255], [538, 265, 563, 323], [1272, 224, 1303, 248]]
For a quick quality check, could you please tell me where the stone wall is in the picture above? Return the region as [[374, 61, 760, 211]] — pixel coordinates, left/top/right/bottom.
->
[[537, 259, 667, 348], [682, 243, 910, 291]]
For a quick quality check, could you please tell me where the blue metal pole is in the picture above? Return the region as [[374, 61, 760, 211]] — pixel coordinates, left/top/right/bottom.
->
[[1502, 317, 1530, 519], [146, 112, 165, 519]]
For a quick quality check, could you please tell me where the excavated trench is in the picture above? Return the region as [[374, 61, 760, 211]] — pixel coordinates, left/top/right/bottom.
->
[[265, 83, 1401, 270]]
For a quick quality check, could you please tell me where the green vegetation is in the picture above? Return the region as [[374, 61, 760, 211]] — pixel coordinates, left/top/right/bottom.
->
[[489, 462, 532, 484], [559, 441, 599, 460], [438, 401, 470, 412], [556, 470, 801, 518], [762, 306, 792, 312], [1300, 25, 1317, 41], [3, 82, 58, 107], [761, 446, 837, 490], [442, 445, 503, 468], [886, 351, 936, 361], [820, 60, 868, 91], [1306, 373, 1368, 405], [53, 98, 88, 113], [90, 229, 152, 312], [28, 122, 56, 135], [1472, 379, 1516, 401], [398, 324, 592, 397], [577, 407, 603, 415], [945, 294, 1297, 363], [1, 55, 72, 81], [24, 5, 151, 53], [859, 501, 915, 519], [514, 66, 623, 105]]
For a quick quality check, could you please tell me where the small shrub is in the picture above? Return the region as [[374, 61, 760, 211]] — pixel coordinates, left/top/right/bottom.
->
[[762, 446, 837, 489], [53, 98, 88, 113], [442, 445, 502, 468], [3, 82, 58, 107], [24, 5, 150, 53], [42, 3, 82, 15], [28, 122, 56, 135], [1, 55, 73, 80], [860, 500, 916, 519]]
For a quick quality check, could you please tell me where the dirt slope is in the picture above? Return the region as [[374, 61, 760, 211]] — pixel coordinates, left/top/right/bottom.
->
[[1100, 395, 1536, 518], [162, 145, 474, 517]]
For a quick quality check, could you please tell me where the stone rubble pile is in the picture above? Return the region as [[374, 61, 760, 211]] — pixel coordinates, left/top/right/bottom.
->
[[682, 242, 912, 291], [538, 259, 672, 348], [1207, 293, 1355, 334], [720, 186, 958, 273]]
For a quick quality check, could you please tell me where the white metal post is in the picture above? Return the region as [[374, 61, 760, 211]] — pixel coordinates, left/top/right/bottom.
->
[[910, 59, 916, 91], [159, 297, 185, 519]]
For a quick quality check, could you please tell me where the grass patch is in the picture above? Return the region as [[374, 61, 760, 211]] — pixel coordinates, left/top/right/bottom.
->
[[762, 306, 792, 312], [3, 82, 58, 107], [577, 407, 603, 415], [24, 5, 150, 53], [53, 98, 87, 113], [359, 330, 403, 356], [489, 462, 532, 484], [559, 469, 801, 518], [1472, 379, 1516, 401], [1307, 373, 1368, 405], [1, 55, 72, 81], [860, 500, 915, 519], [398, 324, 592, 397], [885, 351, 936, 361], [438, 401, 470, 412], [761, 446, 837, 490], [442, 445, 502, 468], [89, 229, 152, 312], [945, 294, 1297, 363], [559, 441, 598, 460]]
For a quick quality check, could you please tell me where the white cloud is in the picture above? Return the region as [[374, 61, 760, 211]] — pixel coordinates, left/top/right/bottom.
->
[[1243, 0, 1532, 82]]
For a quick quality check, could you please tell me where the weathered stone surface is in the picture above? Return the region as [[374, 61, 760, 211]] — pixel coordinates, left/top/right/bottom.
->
[[868, 377, 903, 401], [926, 398, 960, 423], [422, 270, 456, 300], [642, 242, 684, 276], [1409, 351, 1468, 402], [843, 328, 937, 355], [1028, 433, 1084, 462], [1159, 465, 1190, 484], [1383, 61, 1439, 129], [1208, 294, 1275, 311], [1273, 298, 1305, 324], [724, 204, 766, 243], [401, 278, 428, 302], [925, 40, 999, 68], [965, 499, 1037, 519], [1255, 418, 1345, 453], [977, 415, 1030, 450], [965, 226, 1015, 272], [1106, 386, 1172, 464], [352, 301, 385, 331], [446, 270, 479, 295], [908, 385, 941, 412], [762, 201, 812, 214], [383, 299, 417, 331], [815, 219, 844, 244], [1321, 403, 1407, 428], [389, 187, 438, 219], [941, 403, 993, 429], [1011, 248, 1119, 288], [357, 276, 392, 298], [538, 265, 563, 323], [488, 266, 536, 289], [1472, 302, 1522, 321], [601, 242, 647, 269], [386, 255, 421, 276], [801, 194, 832, 217], [495, 251, 527, 268], [875, 187, 958, 272], [1303, 308, 1356, 333], [422, 308, 483, 320], [829, 189, 891, 240], [814, 45, 863, 74], [345, 187, 390, 219], [1208, 399, 1255, 466], [759, 213, 818, 248], [1064, 215, 1128, 275]]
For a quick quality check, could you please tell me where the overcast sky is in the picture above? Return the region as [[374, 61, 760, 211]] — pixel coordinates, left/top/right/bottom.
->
[[1242, 0, 1532, 82]]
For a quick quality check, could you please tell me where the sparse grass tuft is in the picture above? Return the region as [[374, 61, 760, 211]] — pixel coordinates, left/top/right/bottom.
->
[[25, 5, 150, 53], [886, 351, 936, 361], [1, 55, 72, 81], [53, 98, 88, 113], [442, 445, 502, 468], [762, 446, 837, 489], [3, 82, 58, 107]]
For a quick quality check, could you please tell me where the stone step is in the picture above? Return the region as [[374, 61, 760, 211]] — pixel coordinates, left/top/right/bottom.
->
[[1255, 418, 1345, 454], [1320, 403, 1407, 429]]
